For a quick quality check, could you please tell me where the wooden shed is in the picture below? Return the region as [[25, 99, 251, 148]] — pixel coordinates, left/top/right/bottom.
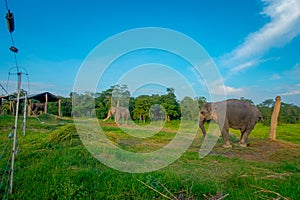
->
[[19, 92, 61, 117]]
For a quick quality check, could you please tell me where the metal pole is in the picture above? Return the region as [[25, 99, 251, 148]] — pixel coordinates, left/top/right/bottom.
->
[[10, 72, 21, 195]]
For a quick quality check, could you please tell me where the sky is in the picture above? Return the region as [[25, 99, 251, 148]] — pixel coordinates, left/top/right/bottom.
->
[[1, 0, 300, 105]]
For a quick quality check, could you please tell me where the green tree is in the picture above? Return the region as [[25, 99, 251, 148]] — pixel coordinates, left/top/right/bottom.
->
[[160, 88, 180, 121], [257, 99, 300, 125], [279, 103, 300, 124], [133, 95, 151, 123], [196, 96, 206, 109], [149, 104, 166, 121], [111, 84, 130, 107], [95, 89, 113, 119], [180, 96, 199, 121], [240, 97, 254, 105], [71, 92, 95, 117], [61, 97, 72, 116]]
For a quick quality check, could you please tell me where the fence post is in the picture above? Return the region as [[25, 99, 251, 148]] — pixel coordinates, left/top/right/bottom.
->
[[44, 93, 48, 114], [58, 99, 62, 117], [270, 96, 281, 140]]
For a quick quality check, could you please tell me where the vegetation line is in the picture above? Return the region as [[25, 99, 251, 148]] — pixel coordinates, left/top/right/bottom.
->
[[216, 193, 229, 200], [158, 181, 178, 199], [251, 185, 289, 200], [136, 178, 174, 200]]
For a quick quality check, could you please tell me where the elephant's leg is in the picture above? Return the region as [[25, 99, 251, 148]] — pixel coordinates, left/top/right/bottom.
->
[[238, 128, 253, 147], [220, 124, 232, 148], [115, 113, 120, 125], [125, 114, 129, 125], [34, 108, 38, 115], [120, 113, 126, 125]]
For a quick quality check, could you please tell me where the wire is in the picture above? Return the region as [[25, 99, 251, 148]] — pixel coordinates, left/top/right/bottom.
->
[[0, 140, 11, 161], [0, 135, 12, 197], [0, 157, 10, 193], [3, 0, 31, 95], [0, 83, 9, 95], [6, 67, 31, 96], [4, 0, 9, 10], [4, 0, 19, 73]]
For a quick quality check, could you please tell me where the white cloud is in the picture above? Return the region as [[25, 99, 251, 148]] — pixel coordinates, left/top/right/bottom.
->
[[230, 60, 260, 73], [270, 74, 281, 80], [210, 80, 244, 96], [224, 85, 244, 93], [280, 83, 300, 96], [281, 90, 300, 96], [284, 63, 300, 78], [221, 0, 300, 73]]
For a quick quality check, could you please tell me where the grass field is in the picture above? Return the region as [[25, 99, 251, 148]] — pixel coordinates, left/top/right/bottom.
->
[[0, 115, 299, 199]]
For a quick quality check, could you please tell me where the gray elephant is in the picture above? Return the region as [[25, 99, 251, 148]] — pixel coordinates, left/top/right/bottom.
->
[[199, 99, 262, 148], [103, 106, 130, 125], [32, 102, 45, 115]]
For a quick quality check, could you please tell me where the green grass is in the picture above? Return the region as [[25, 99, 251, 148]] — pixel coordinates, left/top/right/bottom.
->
[[229, 122, 300, 144], [0, 115, 299, 199]]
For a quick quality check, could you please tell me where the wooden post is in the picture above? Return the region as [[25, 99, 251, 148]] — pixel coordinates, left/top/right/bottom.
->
[[10, 100, 14, 115], [27, 99, 31, 116], [44, 93, 48, 114], [270, 96, 281, 140], [58, 99, 61, 117]]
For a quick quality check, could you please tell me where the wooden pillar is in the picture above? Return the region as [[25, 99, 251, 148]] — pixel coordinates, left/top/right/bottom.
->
[[10, 100, 14, 116], [58, 99, 62, 117], [270, 96, 281, 140], [27, 99, 31, 116], [44, 93, 48, 114]]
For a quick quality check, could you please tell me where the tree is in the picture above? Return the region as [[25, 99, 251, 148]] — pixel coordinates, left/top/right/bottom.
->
[[260, 99, 275, 107], [60, 97, 72, 116], [180, 96, 199, 121], [257, 99, 300, 125], [133, 95, 151, 123], [279, 103, 300, 124], [72, 92, 95, 117], [196, 96, 206, 109], [240, 97, 254, 105], [149, 104, 166, 121], [94, 85, 131, 119], [111, 84, 130, 107], [94, 89, 113, 119], [160, 88, 180, 121]]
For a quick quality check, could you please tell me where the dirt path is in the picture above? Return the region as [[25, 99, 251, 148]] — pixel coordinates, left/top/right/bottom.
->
[[211, 139, 300, 162]]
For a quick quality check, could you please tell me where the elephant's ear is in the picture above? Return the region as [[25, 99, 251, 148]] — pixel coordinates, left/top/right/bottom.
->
[[205, 103, 212, 112], [212, 103, 217, 111], [211, 104, 218, 121]]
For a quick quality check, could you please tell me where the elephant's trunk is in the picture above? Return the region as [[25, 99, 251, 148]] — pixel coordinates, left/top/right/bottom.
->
[[199, 120, 206, 137]]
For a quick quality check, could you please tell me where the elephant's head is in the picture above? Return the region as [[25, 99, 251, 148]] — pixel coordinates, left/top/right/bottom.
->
[[110, 107, 117, 115], [198, 103, 218, 137]]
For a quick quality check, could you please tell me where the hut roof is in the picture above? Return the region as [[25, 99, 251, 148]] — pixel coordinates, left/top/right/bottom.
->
[[0, 95, 16, 101], [1, 92, 59, 103], [24, 92, 59, 102]]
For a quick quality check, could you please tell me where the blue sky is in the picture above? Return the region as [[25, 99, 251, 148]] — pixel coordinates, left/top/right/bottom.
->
[[1, 0, 300, 105]]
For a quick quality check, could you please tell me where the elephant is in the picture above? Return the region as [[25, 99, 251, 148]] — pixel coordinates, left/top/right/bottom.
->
[[103, 106, 130, 125], [31, 102, 45, 115], [199, 99, 262, 148]]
